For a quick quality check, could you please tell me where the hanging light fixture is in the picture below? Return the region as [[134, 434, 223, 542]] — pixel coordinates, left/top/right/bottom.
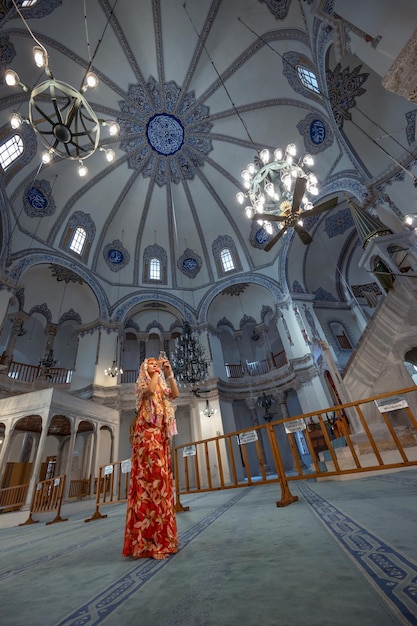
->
[[39, 348, 58, 380], [171, 320, 209, 392], [257, 392, 275, 422], [5, 0, 119, 175], [237, 144, 318, 229], [104, 359, 123, 378], [201, 399, 216, 418]]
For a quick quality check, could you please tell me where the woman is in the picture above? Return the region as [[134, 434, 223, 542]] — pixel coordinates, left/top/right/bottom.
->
[[122, 355, 179, 560]]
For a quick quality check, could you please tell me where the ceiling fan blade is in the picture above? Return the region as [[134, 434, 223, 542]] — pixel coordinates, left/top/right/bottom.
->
[[291, 177, 307, 213], [294, 223, 313, 245], [304, 196, 338, 217], [253, 213, 285, 222], [264, 226, 287, 251]]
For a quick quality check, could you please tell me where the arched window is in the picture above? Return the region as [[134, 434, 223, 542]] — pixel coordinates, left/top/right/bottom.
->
[[0, 134, 24, 170], [297, 66, 320, 93], [282, 52, 322, 104], [143, 244, 167, 284], [69, 227, 87, 255], [149, 257, 161, 281], [61, 211, 96, 262], [220, 248, 235, 272], [212, 235, 242, 277]]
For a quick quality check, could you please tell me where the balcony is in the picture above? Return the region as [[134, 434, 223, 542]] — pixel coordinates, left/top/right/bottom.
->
[[225, 350, 287, 379]]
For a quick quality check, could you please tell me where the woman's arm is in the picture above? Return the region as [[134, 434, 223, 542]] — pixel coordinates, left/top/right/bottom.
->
[[143, 370, 160, 398], [161, 358, 179, 400]]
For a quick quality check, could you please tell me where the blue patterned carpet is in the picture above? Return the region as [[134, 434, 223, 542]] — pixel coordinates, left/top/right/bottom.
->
[[1, 470, 417, 625]]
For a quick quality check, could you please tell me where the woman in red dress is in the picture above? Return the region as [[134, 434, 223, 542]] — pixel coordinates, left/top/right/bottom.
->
[[123, 355, 179, 560]]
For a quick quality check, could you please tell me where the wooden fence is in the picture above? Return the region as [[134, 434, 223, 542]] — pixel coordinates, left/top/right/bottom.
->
[[174, 385, 417, 510], [85, 460, 131, 522], [19, 475, 67, 525], [0, 483, 29, 513]]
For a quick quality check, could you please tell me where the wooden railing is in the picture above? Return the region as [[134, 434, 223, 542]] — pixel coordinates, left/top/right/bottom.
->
[[7, 361, 73, 384], [0, 483, 29, 512], [19, 475, 68, 525], [121, 369, 138, 384], [173, 385, 417, 510], [69, 478, 90, 498], [225, 351, 288, 379]]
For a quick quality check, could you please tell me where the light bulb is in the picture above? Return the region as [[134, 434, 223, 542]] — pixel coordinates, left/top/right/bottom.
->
[[274, 148, 283, 161], [105, 148, 115, 162], [236, 192, 245, 204], [259, 149, 270, 164], [78, 162, 88, 177], [309, 185, 319, 195], [5, 69, 19, 86], [108, 121, 120, 136], [308, 173, 318, 184], [303, 154, 314, 166], [33, 46, 47, 68], [85, 72, 98, 89], [41, 150, 52, 164], [286, 143, 297, 156], [265, 222, 273, 234], [247, 163, 256, 174], [245, 206, 253, 219], [241, 169, 251, 182], [10, 113, 22, 129], [265, 182, 275, 197], [297, 219, 304, 226]]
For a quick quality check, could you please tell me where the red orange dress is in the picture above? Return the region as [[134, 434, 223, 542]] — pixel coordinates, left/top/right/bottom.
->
[[122, 366, 178, 559]]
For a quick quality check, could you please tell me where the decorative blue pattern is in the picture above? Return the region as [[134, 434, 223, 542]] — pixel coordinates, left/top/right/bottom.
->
[[146, 113, 184, 155], [296, 480, 417, 625], [55, 489, 251, 625], [118, 79, 212, 186]]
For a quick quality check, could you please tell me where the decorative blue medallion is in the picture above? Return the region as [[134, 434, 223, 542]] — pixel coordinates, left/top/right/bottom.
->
[[255, 228, 270, 245], [103, 239, 130, 272], [27, 185, 48, 210], [182, 257, 197, 272], [146, 113, 184, 155], [118, 77, 212, 186], [177, 248, 202, 278], [23, 179, 55, 217], [310, 119, 326, 145], [108, 249, 124, 264]]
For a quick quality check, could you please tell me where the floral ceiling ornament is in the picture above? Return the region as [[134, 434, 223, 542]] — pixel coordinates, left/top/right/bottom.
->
[[326, 63, 369, 129], [221, 283, 249, 297], [49, 264, 84, 284], [117, 78, 213, 186]]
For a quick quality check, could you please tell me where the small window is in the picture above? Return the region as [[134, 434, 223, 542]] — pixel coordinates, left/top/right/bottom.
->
[[70, 227, 87, 255], [335, 333, 352, 350], [220, 248, 235, 272], [149, 257, 161, 281], [0, 134, 24, 170], [22, 0, 38, 6], [297, 66, 320, 94]]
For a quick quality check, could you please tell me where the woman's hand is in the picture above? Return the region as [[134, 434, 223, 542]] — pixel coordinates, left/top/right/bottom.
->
[[160, 358, 173, 377]]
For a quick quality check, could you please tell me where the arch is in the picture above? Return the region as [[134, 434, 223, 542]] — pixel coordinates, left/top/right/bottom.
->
[[6, 251, 110, 320]]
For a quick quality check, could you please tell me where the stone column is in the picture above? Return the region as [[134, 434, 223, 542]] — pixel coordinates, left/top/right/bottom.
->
[[244, 396, 272, 474], [24, 411, 51, 506]]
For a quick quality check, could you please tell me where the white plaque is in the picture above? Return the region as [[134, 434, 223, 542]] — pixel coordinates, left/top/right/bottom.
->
[[285, 419, 306, 434], [183, 445, 197, 457], [104, 465, 113, 475], [238, 430, 258, 445], [375, 397, 408, 413], [121, 459, 131, 474]]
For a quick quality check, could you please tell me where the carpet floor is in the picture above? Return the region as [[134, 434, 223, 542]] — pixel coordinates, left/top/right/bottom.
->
[[1, 470, 417, 625]]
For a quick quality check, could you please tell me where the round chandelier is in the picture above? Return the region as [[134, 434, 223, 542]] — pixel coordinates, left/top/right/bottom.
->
[[236, 144, 320, 246]]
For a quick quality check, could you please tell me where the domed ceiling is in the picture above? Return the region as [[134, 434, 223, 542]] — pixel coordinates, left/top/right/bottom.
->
[[0, 0, 416, 327]]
